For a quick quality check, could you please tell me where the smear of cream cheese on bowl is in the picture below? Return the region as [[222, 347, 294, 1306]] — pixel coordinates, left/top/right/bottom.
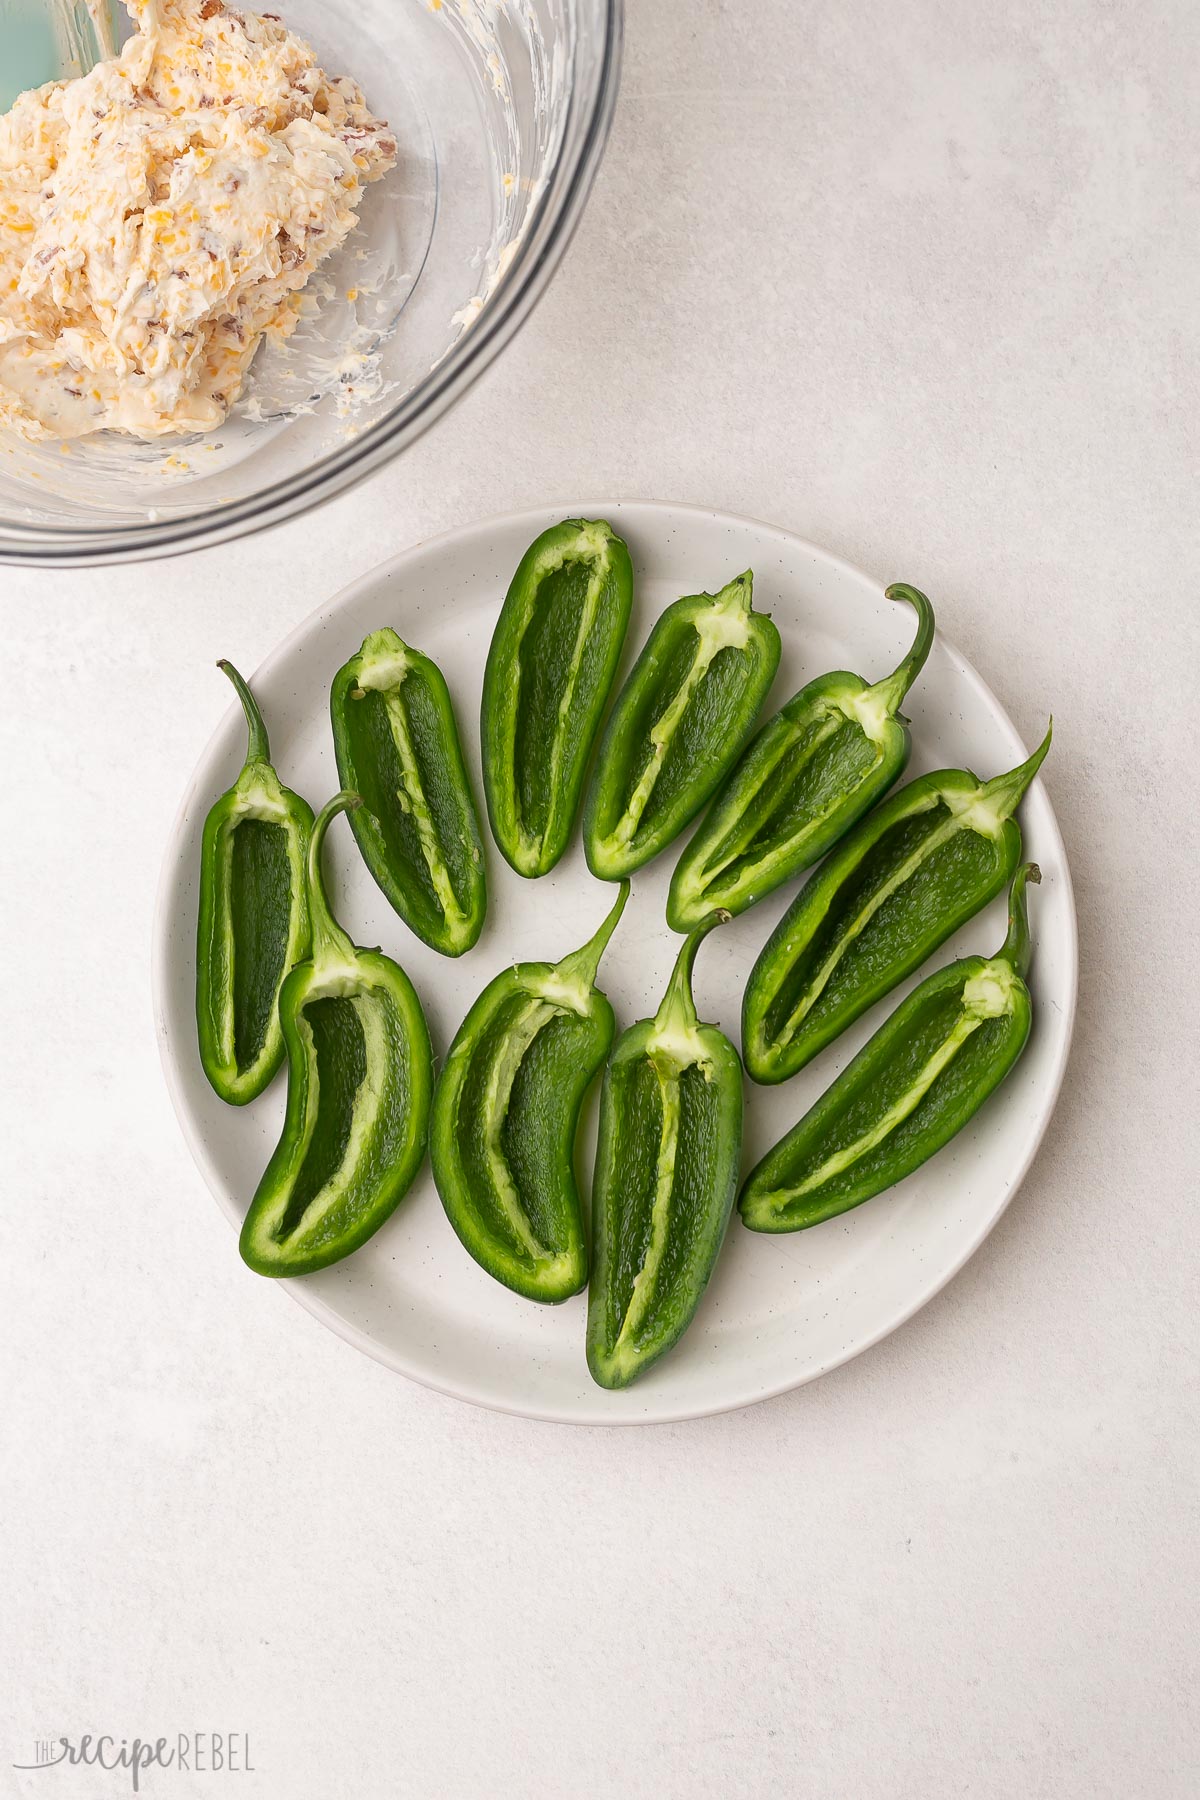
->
[[0, 0, 397, 441]]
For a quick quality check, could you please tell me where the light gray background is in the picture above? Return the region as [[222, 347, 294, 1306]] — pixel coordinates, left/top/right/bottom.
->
[[3, 1, 1197, 1795]]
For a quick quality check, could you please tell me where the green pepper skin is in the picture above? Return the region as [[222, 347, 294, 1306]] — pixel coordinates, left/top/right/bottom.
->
[[667, 584, 935, 930], [584, 571, 782, 880], [587, 918, 743, 1389], [240, 793, 433, 1278], [196, 661, 314, 1106], [741, 864, 1040, 1231], [742, 722, 1052, 1084], [481, 519, 634, 878], [331, 628, 487, 957], [431, 883, 629, 1302]]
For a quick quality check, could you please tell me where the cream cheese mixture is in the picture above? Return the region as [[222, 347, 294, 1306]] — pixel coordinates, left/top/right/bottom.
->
[[0, 0, 397, 439]]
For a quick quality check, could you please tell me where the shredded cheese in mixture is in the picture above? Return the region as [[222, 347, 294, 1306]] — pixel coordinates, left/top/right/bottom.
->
[[0, 0, 397, 439]]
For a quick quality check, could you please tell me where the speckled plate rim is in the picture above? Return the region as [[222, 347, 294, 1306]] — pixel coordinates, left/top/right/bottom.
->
[[152, 500, 1078, 1425]]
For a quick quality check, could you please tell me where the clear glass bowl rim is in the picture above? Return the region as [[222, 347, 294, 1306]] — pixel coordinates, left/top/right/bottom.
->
[[0, 0, 624, 567]]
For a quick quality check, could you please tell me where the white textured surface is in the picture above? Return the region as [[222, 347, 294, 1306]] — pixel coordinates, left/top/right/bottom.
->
[[2, 0, 1196, 1794]]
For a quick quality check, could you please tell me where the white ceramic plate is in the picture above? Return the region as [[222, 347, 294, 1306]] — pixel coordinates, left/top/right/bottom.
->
[[154, 502, 1077, 1424]]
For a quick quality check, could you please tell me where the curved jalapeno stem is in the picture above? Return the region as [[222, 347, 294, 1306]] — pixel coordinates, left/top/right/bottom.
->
[[869, 583, 936, 716], [1000, 858, 1040, 978], [305, 790, 362, 964], [667, 583, 937, 930], [430, 882, 630, 1302], [587, 914, 743, 1389], [239, 792, 433, 1278], [742, 722, 1052, 1084], [331, 629, 487, 956], [554, 876, 631, 989], [218, 658, 271, 763], [195, 662, 314, 1106], [651, 910, 724, 1047], [584, 572, 782, 881], [740, 863, 1042, 1232]]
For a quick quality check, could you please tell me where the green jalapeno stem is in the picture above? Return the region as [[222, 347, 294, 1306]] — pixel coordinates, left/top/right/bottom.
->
[[652, 911, 728, 1048], [869, 583, 936, 716], [305, 790, 363, 965], [1000, 861, 1040, 979], [555, 879, 630, 990], [218, 658, 271, 766], [976, 719, 1053, 824]]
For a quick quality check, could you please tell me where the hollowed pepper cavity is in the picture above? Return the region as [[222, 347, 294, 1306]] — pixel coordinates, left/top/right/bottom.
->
[[667, 583, 935, 930], [331, 627, 487, 957], [740, 863, 1041, 1231], [430, 881, 630, 1303], [239, 792, 433, 1278], [587, 916, 743, 1389], [742, 722, 1051, 1084], [196, 661, 314, 1106], [481, 519, 634, 877], [584, 571, 781, 880]]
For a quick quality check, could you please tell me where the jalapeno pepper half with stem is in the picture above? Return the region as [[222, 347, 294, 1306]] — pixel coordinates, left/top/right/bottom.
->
[[742, 723, 1051, 1083], [240, 792, 433, 1278], [331, 628, 486, 956], [430, 882, 629, 1303], [587, 916, 743, 1389], [196, 661, 314, 1106], [481, 519, 634, 877], [667, 583, 935, 930], [741, 864, 1040, 1231], [584, 571, 781, 880]]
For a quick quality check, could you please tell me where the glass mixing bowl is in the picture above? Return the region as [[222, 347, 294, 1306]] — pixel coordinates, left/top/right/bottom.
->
[[0, 0, 622, 564]]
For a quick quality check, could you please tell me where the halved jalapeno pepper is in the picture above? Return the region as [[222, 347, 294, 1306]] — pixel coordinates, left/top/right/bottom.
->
[[196, 661, 314, 1106], [481, 519, 634, 877], [431, 883, 629, 1302], [587, 917, 743, 1389], [240, 793, 433, 1278], [741, 863, 1041, 1230], [742, 723, 1052, 1083], [668, 583, 934, 929], [584, 571, 781, 880], [331, 627, 487, 956]]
